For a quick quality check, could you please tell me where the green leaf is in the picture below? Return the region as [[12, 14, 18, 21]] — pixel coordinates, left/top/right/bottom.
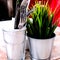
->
[[27, 3, 56, 39]]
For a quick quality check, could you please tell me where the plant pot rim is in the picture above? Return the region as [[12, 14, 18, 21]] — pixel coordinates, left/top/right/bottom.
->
[[27, 33, 56, 40]]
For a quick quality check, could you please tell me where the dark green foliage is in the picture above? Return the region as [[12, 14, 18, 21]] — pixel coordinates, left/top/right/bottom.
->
[[27, 3, 57, 39]]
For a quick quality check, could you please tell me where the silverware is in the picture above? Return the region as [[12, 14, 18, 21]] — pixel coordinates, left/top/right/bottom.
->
[[18, 8, 34, 29], [14, 0, 33, 29], [14, 0, 23, 29]]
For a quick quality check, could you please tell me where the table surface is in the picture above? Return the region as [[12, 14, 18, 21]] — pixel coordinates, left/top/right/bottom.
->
[[0, 19, 60, 60]]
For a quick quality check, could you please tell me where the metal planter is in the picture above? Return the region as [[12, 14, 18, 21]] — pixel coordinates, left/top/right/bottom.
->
[[28, 34, 55, 60]]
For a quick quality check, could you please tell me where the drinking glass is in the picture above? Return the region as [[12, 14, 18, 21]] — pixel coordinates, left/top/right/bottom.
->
[[3, 28, 26, 60]]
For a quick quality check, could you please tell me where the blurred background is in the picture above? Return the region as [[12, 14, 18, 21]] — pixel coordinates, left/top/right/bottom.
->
[[0, 0, 16, 21], [0, 0, 60, 26]]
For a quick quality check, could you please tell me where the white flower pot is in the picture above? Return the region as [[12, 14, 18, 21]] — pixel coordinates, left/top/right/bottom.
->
[[28, 33, 55, 60]]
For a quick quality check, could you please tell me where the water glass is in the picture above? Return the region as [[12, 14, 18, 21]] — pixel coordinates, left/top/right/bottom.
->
[[3, 29, 26, 60]]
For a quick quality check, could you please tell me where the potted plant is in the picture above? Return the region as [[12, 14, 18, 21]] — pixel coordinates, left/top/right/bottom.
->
[[26, 2, 57, 60]]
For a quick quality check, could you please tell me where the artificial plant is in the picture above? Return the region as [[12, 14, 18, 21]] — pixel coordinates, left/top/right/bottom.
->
[[27, 2, 57, 39]]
